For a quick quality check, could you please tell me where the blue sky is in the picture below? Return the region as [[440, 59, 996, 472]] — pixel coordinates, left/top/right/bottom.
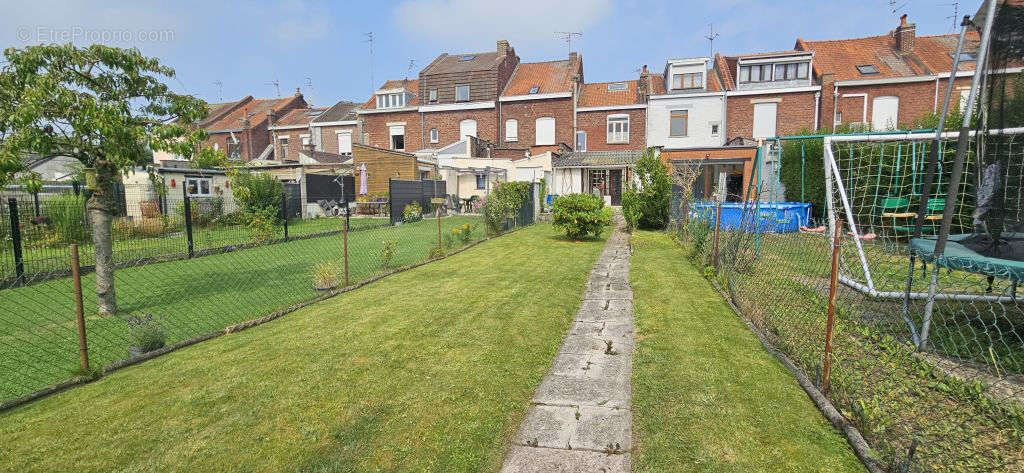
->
[[1, 0, 980, 106]]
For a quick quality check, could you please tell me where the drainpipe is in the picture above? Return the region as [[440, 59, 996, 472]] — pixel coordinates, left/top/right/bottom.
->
[[832, 83, 839, 132], [933, 76, 940, 112], [813, 91, 821, 131], [720, 92, 728, 145]]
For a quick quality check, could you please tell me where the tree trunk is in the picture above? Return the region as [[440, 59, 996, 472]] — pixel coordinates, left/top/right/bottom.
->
[[88, 161, 118, 315]]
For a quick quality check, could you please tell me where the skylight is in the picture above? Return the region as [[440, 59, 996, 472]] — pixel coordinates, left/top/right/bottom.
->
[[955, 51, 978, 62], [458, 55, 476, 61], [856, 64, 880, 75], [529, 86, 540, 94], [607, 82, 628, 91]]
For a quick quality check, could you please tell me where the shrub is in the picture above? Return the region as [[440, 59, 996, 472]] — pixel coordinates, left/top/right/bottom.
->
[[311, 260, 339, 289], [113, 216, 172, 240], [552, 193, 613, 240], [621, 148, 671, 230], [127, 314, 165, 354], [403, 201, 423, 223], [482, 181, 531, 235], [451, 223, 477, 245], [231, 171, 283, 216], [246, 206, 279, 243], [378, 239, 397, 269], [44, 192, 88, 243], [428, 244, 445, 259]]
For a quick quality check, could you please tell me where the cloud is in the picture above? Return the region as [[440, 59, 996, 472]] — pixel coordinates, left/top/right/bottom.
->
[[262, 0, 331, 44], [393, 0, 613, 53]]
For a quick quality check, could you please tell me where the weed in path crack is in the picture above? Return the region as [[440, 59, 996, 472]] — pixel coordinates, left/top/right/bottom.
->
[[605, 340, 618, 355]]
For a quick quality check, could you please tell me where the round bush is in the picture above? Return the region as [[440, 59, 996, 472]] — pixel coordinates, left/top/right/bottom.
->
[[552, 193, 613, 240]]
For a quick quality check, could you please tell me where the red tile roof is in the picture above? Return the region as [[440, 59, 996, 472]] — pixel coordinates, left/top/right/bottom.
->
[[798, 30, 979, 82], [202, 96, 304, 131], [503, 60, 575, 96], [578, 80, 641, 107], [360, 79, 420, 110]]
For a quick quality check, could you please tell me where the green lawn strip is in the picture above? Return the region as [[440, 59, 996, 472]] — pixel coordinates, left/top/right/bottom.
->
[[0, 216, 484, 401], [0, 223, 607, 472], [629, 230, 864, 473]]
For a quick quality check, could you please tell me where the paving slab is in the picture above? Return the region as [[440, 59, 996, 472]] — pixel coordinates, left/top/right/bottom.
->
[[572, 406, 632, 451], [500, 446, 630, 472]]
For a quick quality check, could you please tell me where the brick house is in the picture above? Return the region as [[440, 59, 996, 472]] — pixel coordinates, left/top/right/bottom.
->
[[267, 106, 326, 163], [575, 75, 649, 152], [310, 100, 360, 156], [498, 54, 583, 155], [196, 91, 307, 162], [357, 79, 422, 152], [797, 14, 979, 131]]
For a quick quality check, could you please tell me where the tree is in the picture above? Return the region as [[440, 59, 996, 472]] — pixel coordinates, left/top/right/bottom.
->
[[621, 147, 672, 230], [0, 44, 216, 314]]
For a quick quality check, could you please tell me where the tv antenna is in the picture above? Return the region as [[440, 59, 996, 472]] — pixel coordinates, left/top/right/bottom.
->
[[266, 79, 281, 97], [304, 77, 315, 106], [704, 23, 720, 59], [939, 1, 960, 31], [406, 59, 417, 79], [888, 0, 907, 15], [364, 32, 375, 92], [213, 80, 223, 102], [555, 31, 582, 54]]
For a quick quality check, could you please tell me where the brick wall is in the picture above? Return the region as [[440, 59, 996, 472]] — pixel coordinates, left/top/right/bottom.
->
[[316, 123, 359, 154], [270, 128, 309, 161], [421, 108, 499, 148], [726, 90, 819, 139], [576, 108, 645, 151], [499, 97, 574, 148], [351, 144, 419, 196], [360, 110, 422, 151], [820, 77, 970, 131]]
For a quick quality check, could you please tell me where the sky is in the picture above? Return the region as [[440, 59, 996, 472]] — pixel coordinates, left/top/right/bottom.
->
[[0, 0, 981, 107]]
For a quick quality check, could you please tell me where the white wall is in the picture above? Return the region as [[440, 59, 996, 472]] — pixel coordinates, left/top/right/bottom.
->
[[646, 94, 725, 149], [552, 168, 583, 195]]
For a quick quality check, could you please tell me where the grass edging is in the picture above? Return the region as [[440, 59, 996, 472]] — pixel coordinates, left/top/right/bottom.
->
[[0, 224, 525, 413], [675, 238, 885, 473]]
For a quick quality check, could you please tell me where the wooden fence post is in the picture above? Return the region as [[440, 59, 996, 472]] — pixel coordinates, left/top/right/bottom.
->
[[713, 201, 723, 268], [342, 217, 350, 287], [70, 244, 90, 372], [436, 203, 442, 249], [823, 219, 844, 396]]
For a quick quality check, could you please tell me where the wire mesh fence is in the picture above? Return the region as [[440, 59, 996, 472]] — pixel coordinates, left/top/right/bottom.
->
[[0, 179, 537, 407], [674, 130, 1024, 472]]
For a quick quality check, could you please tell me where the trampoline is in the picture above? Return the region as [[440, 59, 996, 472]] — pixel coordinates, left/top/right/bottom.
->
[[911, 233, 1024, 284]]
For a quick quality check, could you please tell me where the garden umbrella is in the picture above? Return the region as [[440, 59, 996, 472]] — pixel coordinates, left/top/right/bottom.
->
[[359, 163, 367, 195]]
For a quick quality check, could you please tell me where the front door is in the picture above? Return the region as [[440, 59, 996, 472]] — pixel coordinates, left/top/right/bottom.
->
[[609, 169, 622, 206]]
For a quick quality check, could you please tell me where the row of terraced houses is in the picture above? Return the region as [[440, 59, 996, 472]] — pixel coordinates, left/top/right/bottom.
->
[[165, 14, 1015, 207]]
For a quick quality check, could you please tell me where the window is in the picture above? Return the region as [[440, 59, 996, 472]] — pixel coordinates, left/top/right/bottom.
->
[[227, 141, 240, 160], [429, 128, 439, 143], [420, 171, 430, 180], [739, 64, 776, 83], [459, 119, 477, 139], [669, 110, 688, 137], [505, 119, 518, 142], [300, 135, 311, 147], [834, 111, 842, 125], [535, 117, 555, 145], [337, 131, 352, 155], [856, 64, 879, 75], [576, 130, 587, 151], [709, 121, 720, 136], [389, 125, 405, 150], [455, 85, 470, 102], [376, 92, 406, 109], [871, 96, 899, 131], [529, 86, 540, 94], [672, 72, 703, 89], [186, 177, 211, 197], [475, 174, 486, 190], [278, 137, 289, 161], [459, 55, 476, 61], [770, 62, 810, 81], [606, 115, 629, 144], [607, 82, 627, 91], [753, 102, 778, 138], [429, 89, 438, 102], [956, 51, 978, 62]]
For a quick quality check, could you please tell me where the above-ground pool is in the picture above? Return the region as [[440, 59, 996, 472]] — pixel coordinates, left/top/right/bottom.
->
[[691, 201, 812, 233]]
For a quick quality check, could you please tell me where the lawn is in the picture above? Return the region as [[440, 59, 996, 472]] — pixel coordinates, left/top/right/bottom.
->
[[0, 215, 484, 403], [628, 230, 865, 473], [0, 223, 608, 472]]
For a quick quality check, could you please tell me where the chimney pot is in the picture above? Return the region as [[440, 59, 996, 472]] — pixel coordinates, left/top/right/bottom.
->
[[900, 14, 907, 27]]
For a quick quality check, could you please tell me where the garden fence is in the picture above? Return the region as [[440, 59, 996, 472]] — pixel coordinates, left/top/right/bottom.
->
[[677, 191, 1024, 472], [0, 180, 534, 408]]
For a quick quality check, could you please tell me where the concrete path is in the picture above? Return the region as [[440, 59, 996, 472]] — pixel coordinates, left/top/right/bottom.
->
[[500, 222, 633, 472]]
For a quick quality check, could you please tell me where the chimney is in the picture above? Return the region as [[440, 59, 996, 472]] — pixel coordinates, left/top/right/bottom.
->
[[637, 65, 650, 102], [294, 87, 302, 97], [497, 39, 510, 56], [895, 14, 916, 54]]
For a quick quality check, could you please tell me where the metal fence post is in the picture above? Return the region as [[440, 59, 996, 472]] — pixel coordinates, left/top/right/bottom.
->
[[823, 219, 844, 396], [713, 201, 723, 268], [281, 192, 289, 241], [32, 192, 41, 218], [182, 185, 194, 258], [342, 217, 350, 287], [436, 201, 442, 249], [7, 198, 25, 282], [70, 244, 89, 372]]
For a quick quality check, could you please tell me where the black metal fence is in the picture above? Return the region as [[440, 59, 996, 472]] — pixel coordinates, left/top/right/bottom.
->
[[389, 179, 447, 225], [0, 176, 537, 408]]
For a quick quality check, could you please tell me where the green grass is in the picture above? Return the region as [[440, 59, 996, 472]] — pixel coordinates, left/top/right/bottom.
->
[[0, 215, 483, 402], [629, 230, 864, 473], [0, 223, 608, 472]]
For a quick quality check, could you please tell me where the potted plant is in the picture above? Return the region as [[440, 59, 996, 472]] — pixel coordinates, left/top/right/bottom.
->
[[127, 314, 166, 357], [312, 260, 340, 292]]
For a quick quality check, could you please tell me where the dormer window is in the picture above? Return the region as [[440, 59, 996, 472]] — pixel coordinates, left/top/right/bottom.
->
[[376, 92, 407, 109], [529, 86, 540, 94], [739, 61, 809, 83], [856, 64, 880, 75], [672, 73, 703, 90], [607, 82, 628, 91]]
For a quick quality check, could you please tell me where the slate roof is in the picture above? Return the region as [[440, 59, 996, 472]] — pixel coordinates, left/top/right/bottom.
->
[[360, 79, 419, 110], [503, 60, 575, 96], [578, 80, 641, 107], [551, 150, 645, 168], [421, 51, 503, 75], [313, 100, 360, 123]]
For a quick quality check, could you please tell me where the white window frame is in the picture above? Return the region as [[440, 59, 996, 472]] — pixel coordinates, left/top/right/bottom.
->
[[606, 114, 629, 144], [336, 131, 353, 155], [429, 128, 439, 143], [459, 119, 477, 139], [576, 130, 587, 151], [389, 125, 405, 151], [475, 173, 487, 190], [300, 134, 311, 147], [455, 84, 470, 102], [535, 117, 555, 146], [429, 89, 438, 103], [709, 121, 721, 137], [505, 119, 518, 142], [376, 92, 406, 109], [185, 177, 212, 197]]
